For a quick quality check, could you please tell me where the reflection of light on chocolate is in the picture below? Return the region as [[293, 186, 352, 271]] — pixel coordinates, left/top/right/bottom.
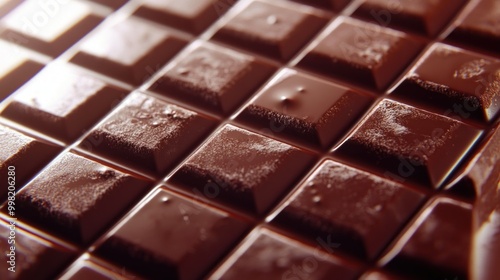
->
[[473, 210, 500, 280]]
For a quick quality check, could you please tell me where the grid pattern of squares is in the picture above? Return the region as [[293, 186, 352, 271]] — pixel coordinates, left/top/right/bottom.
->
[[0, 0, 499, 279]]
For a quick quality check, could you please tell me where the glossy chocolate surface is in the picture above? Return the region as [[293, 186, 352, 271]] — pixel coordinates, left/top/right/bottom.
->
[[381, 198, 472, 279], [213, 0, 327, 61], [14, 152, 150, 244], [58, 256, 140, 280], [96, 189, 248, 280], [170, 124, 315, 214], [290, 0, 351, 11], [0, 0, 498, 279], [0, 125, 60, 200], [299, 17, 423, 90], [134, 0, 233, 34], [152, 41, 275, 114], [1, 63, 127, 141], [335, 99, 481, 188], [353, 0, 467, 36], [83, 91, 216, 175], [0, 220, 75, 280], [393, 43, 500, 123], [210, 227, 361, 280], [448, 0, 500, 55], [0, 40, 44, 101], [238, 68, 372, 148], [0, 1, 102, 56], [71, 16, 186, 85], [272, 160, 424, 260]]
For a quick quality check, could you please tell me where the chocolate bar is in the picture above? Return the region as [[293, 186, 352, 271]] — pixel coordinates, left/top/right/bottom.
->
[[0, 0, 498, 279]]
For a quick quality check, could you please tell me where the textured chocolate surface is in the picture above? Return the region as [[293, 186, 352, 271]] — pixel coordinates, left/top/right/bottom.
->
[[210, 227, 361, 280], [96, 189, 249, 280], [152, 41, 275, 114], [238, 68, 372, 148], [273, 160, 424, 260], [0, 125, 60, 200], [353, 0, 467, 36], [14, 152, 150, 244], [213, 0, 327, 61], [1, 63, 127, 141], [170, 124, 315, 214], [299, 17, 424, 90], [83, 91, 216, 175], [0, 1, 102, 56], [393, 43, 500, 123], [0, 0, 498, 279], [381, 198, 472, 279], [71, 16, 186, 85], [335, 99, 481, 188]]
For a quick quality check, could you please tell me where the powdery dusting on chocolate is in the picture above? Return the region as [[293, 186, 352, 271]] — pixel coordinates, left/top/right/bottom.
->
[[185, 125, 293, 189], [483, 68, 500, 108], [20, 153, 127, 220], [170, 47, 252, 103], [101, 94, 195, 151], [245, 104, 315, 134], [352, 100, 459, 161], [337, 24, 400, 68], [0, 126, 32, 162], [290, 161, 406, 235]]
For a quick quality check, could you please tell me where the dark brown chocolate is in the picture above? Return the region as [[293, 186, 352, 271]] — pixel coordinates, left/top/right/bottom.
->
[[1, 63, 127, 141], [445, 122, 500, 198], [70, 16, 187, 85], [290, 0, 351, 11], [334, 99, 482, 188], [210, 227, 361, 280], [0, 125, 60, 200], [151, 41, 275, 115], [170, 124, 315, 214], [298, 17, 424, 90], [0, 40, 44, 101], [237, 68, 372, 148], [380, 197, 472, 279], [352, 0, 467, 36], [14, 152, 150, 244], [134, 0, 233, 34], [0, 220, 75, 280], [212, 0, 328, 61], [96, 189, 249, 280], [0, 1, 102, 57], [82, 91, 216, 175], [443, 123, 500, 279], [58, 256, 140, 280], [447, 0, 500, 55], [393, 43, 500, 123], [272, 160, 424, 260]]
